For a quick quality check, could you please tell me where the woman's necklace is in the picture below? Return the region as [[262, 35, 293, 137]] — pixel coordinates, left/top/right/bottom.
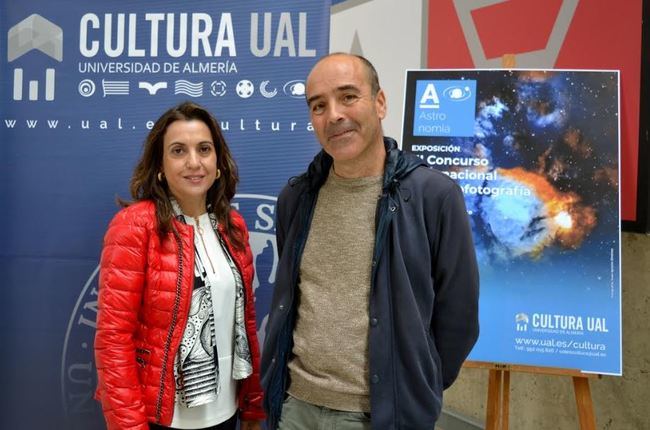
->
[[194, 215, 216, 274]]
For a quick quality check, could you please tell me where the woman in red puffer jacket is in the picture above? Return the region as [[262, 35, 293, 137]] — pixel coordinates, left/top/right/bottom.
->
[[95, 102, 265, 430]]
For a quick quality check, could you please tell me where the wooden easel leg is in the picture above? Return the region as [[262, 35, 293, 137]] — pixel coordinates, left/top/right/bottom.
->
[[472, 363, 600, 430], [573, 376, 596, 430], [485, 369, 510, 430], [501, 371, 510, 430], [486, 369, 502, 430]]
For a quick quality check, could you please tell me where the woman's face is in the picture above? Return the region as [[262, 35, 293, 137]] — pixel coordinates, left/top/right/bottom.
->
[[161, 119, 218, 216]]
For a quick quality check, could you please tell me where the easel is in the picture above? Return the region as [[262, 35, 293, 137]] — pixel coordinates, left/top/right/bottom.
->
[[464, 361, 601, 430], [460, 53, 603, 429], [466, 53, 601, 429]]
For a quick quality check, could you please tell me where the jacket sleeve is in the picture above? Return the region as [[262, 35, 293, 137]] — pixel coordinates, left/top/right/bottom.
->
[[275, 185, 290, 258], [429, 183, 480, 389], [237, 217, 267, 422], [273, 180, 303, 262], [94, 209, 150, 430]]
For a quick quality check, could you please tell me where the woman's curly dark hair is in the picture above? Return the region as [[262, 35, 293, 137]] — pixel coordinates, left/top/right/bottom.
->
[[124, 101, 243, 249]]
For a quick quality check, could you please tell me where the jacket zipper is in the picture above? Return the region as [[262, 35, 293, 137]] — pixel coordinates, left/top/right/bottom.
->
[[270, 190, 317, 427], [155, 230, 185, 422], [371, 186, 401, 428]]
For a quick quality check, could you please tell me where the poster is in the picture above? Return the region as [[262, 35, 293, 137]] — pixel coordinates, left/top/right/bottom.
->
[[402, 69, 621, 375], [0, 1, 330, 428]]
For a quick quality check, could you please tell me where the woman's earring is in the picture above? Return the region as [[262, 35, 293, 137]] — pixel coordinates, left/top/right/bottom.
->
[[215, 169, 221, 180], [157, 172, 164, 182]]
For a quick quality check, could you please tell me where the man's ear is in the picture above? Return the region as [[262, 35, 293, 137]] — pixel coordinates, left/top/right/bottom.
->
[[375, 89, 387, 120]]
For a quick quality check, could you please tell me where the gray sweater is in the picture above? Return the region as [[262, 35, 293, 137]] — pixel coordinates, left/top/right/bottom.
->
[[288, 170, 382, 413]]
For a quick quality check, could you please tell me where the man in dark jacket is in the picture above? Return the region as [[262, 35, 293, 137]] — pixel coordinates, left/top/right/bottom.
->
[[261, 53, 479, 429]]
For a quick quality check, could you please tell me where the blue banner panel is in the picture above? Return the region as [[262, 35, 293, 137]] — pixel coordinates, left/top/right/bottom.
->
[[402, 69, 622, 376], [0, 1, 330, 428]]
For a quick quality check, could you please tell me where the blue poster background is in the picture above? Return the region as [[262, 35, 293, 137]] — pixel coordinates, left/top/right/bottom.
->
[[0, 1, 330, 428], [402, 69, 622, 376]]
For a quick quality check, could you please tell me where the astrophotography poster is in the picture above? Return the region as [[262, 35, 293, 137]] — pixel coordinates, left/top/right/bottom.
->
[[402, 69, 621, 375]]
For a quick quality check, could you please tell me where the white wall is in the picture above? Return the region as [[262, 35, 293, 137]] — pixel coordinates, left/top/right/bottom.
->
[[330, 0, 427, 142]]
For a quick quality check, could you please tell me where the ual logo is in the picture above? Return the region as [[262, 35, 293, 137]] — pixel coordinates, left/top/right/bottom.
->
[[515, 313, 529, 332], [7, 14, 62, 101]]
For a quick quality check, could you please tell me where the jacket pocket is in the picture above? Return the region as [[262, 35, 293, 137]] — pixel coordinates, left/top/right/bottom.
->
[[426, 329, 443, 394]]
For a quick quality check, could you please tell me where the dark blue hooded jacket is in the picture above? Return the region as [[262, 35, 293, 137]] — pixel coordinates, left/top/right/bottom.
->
[[261, 137, 479, 429]]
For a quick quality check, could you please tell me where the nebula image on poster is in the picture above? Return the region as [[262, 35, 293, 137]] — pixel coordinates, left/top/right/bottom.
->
[[408, 70, 618, 262]]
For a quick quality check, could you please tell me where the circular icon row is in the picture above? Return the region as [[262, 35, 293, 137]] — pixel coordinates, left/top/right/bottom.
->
[[77, 78, 306, 99]]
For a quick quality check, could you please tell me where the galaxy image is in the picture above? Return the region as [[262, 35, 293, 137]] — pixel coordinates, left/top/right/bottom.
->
[[456, 71, 617, 262], [403, 70, 621, 373]]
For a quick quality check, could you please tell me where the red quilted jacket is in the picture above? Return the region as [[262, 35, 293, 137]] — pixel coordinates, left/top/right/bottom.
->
[[95, 200, 265, 430]]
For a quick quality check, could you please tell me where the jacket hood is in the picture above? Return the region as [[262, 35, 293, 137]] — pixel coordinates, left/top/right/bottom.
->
[[382, 137, 426, 192], [296, 137, 426, 193]]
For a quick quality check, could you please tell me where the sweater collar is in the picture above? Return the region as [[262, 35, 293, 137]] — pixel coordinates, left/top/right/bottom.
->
[[302, 136, 426, 193]]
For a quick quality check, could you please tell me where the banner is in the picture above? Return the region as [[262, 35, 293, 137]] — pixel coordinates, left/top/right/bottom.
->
[[402, 69, 622, 375], [0, 1, 330, 428]]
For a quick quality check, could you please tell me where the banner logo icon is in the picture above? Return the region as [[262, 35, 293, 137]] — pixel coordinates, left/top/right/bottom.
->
[[175, 80, 203, 97], [283, 80, 305, 98], [515, 313, 529, 332], [210, 80, 227, 97], [8, 14, 62, 101], [78, 79, 95, 97], [139, 81, 167, 95], [102, 80, 129, 96], [260, 80, 278, 98], [236, 80, 255, 98]]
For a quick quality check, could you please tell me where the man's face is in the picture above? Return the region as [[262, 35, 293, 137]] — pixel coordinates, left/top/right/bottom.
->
[[306, 55, 386, 168]]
